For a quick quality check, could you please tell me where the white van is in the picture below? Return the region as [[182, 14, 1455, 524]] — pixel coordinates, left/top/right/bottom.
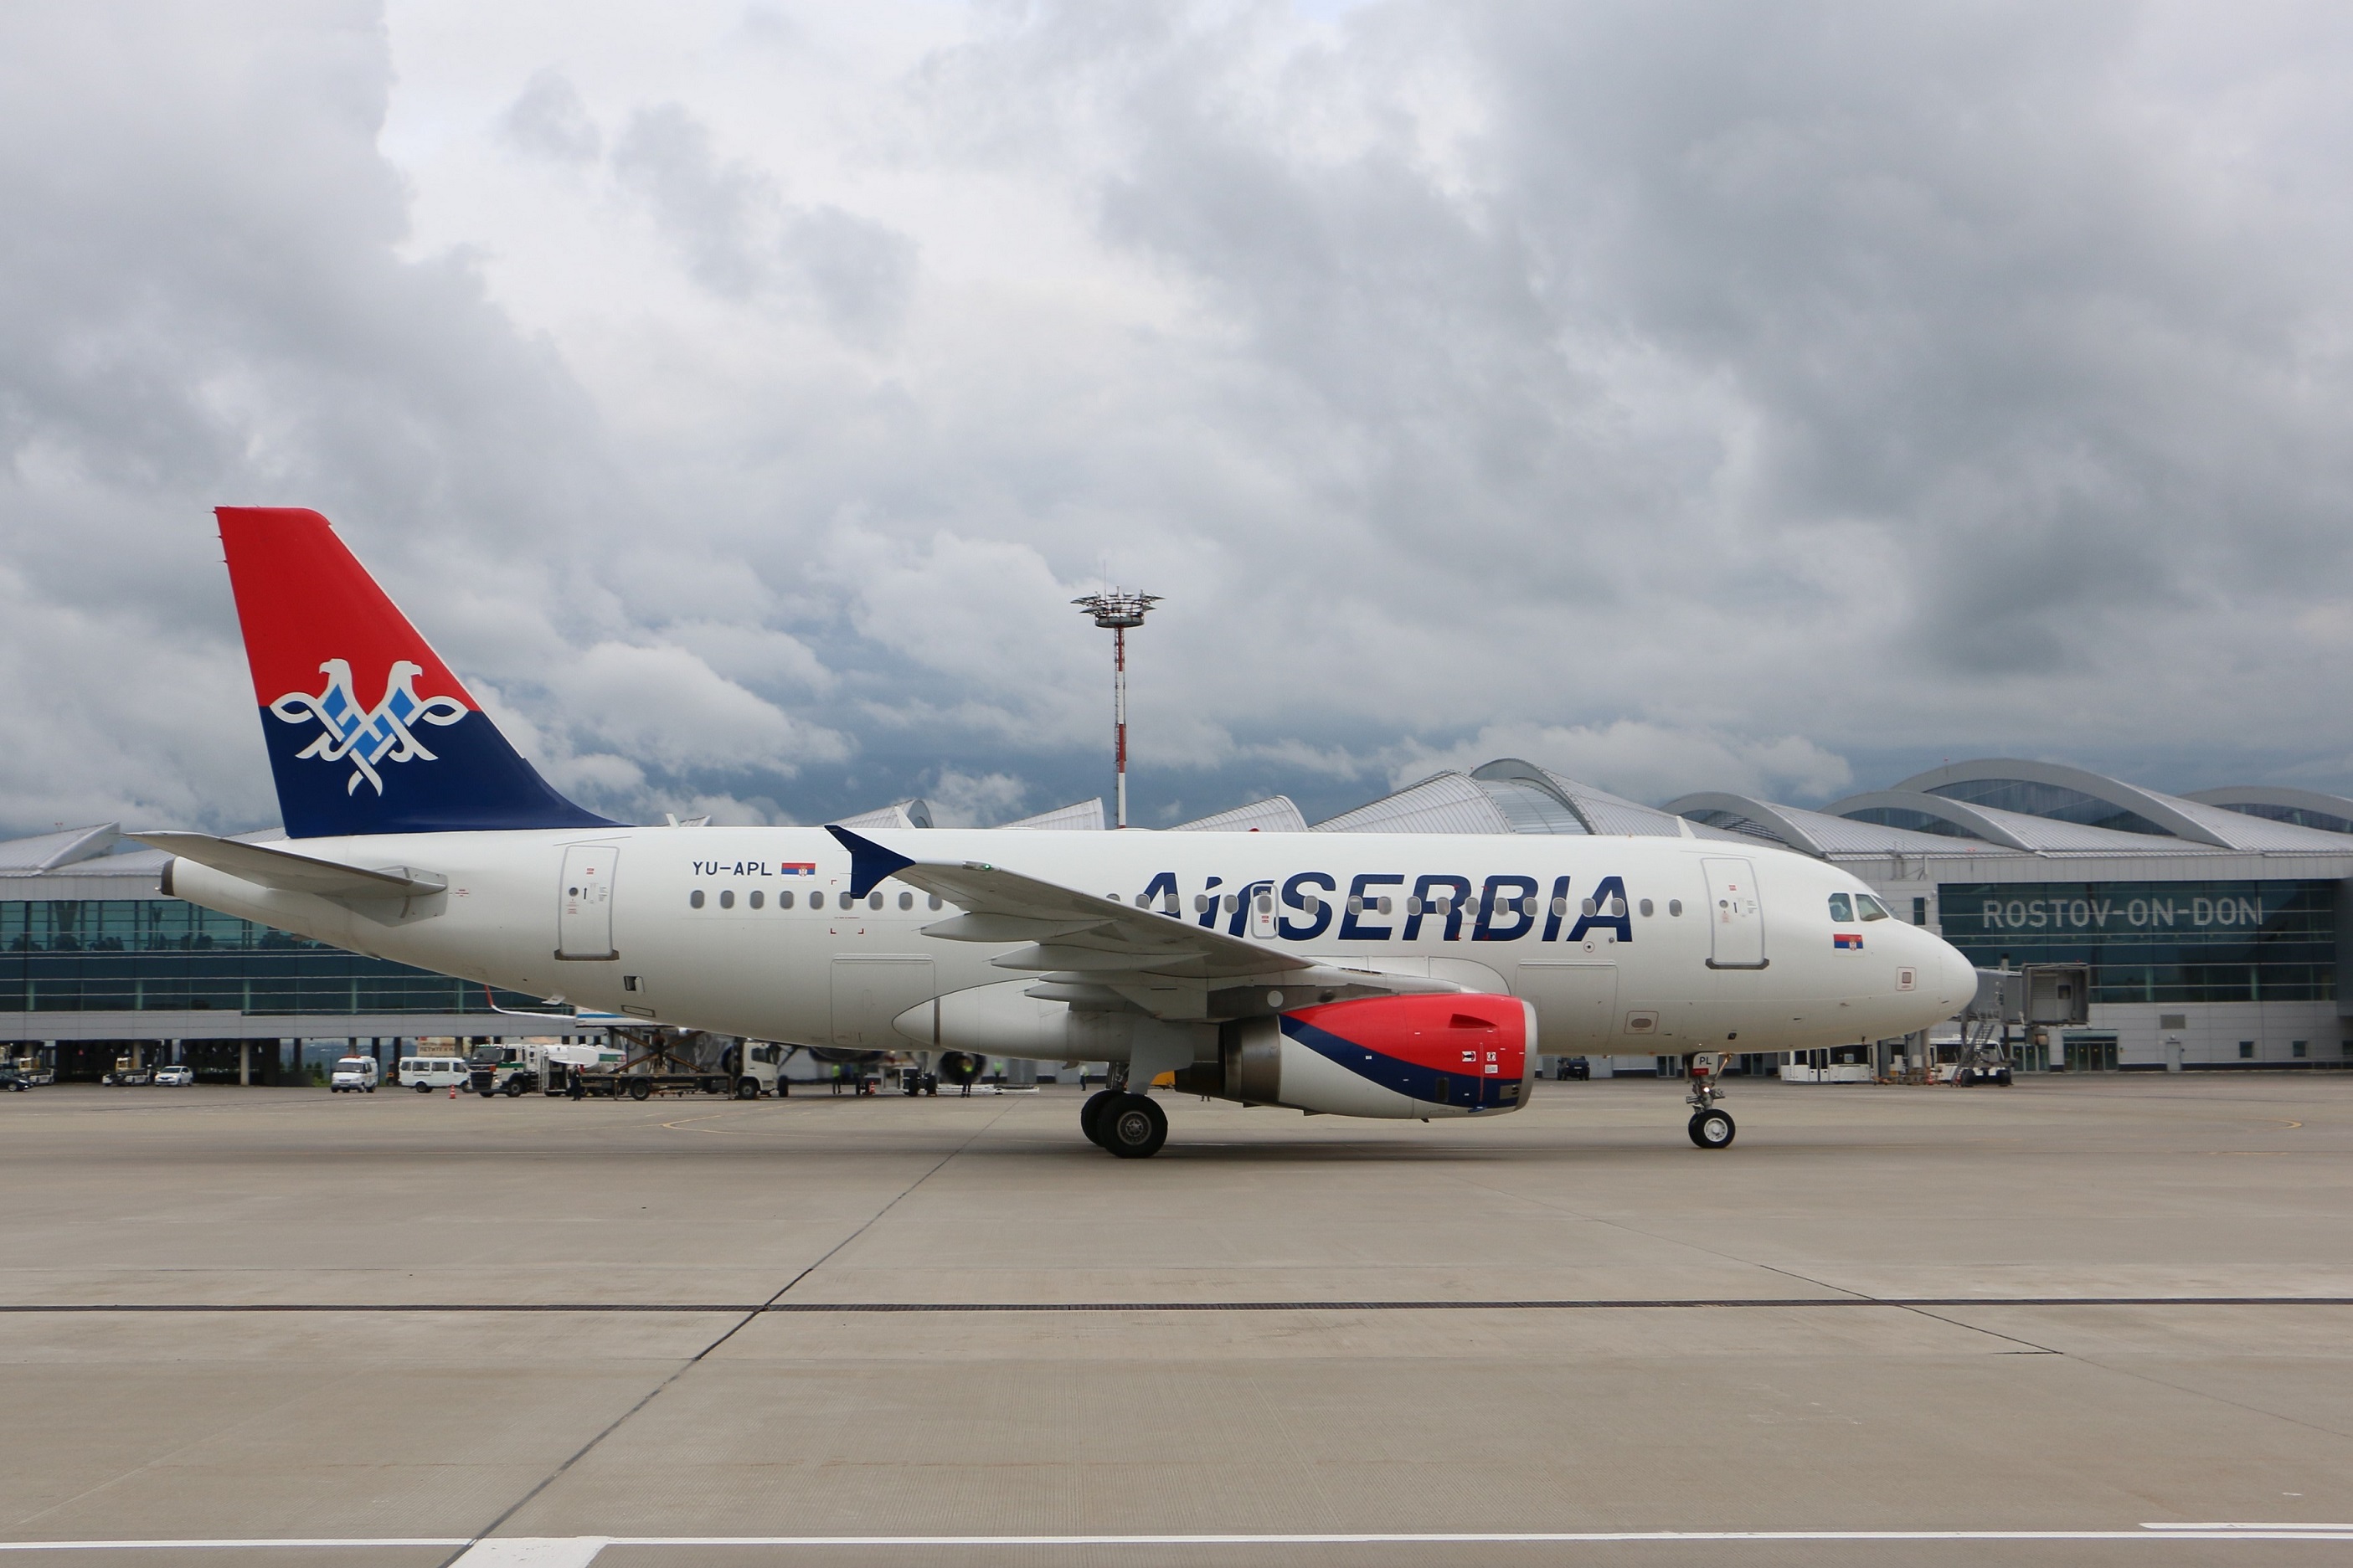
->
[[329, 1056, 380, 1093], [398, 1056, 471, 1092]]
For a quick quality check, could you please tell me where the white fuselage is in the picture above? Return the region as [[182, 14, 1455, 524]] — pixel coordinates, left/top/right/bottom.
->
[[167, 825, 1977, 1061]]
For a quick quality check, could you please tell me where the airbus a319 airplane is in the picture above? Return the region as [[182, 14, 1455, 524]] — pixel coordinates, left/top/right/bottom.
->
[[145, 508, 1977, 1157]]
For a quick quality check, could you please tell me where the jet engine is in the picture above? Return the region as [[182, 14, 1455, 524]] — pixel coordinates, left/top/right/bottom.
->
[[1173, 993, 1535, 1118]]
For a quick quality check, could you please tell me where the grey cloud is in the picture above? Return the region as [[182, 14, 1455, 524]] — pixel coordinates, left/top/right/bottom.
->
[[611, 102, 777, 297], [782, 205, 919, 347], [611, 104, 917, 342], [501, 69, 601, 163]]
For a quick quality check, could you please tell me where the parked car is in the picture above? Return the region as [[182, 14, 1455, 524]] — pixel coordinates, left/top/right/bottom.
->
[[329, 1056, 381, 1093], [0, 1067, 28, 1092], [152, 1066, 195, 1086], [1559, 1056, 1591, 1081], [100, 1057, 152, 1086]]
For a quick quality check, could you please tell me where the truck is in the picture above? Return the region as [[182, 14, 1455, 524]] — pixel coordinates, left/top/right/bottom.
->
[[466, 1033, 788, 1101], [467, 1040, 625, 1098]]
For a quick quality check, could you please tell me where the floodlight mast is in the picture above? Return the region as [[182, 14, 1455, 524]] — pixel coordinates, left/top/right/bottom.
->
[[1072, 589, 1161, 829]]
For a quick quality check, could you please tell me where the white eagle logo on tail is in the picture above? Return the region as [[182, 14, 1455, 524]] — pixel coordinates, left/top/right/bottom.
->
[[270, 659, 467, 797]]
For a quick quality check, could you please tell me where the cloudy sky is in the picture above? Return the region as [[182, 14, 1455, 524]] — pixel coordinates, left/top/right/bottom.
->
[[4, 1, 2352, 837]]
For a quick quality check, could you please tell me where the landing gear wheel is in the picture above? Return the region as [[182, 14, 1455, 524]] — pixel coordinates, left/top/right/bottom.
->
[[1101, 1093, 1168, 1159], [735, 1077, 759, 1100], [1688, 1108, 1736, 1149], [1079, 1089, 1120, 1148], [627, 1077, 651, 1102]]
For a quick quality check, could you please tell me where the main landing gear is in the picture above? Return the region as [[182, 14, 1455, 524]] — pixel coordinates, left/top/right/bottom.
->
[[1686, 1051, 1737, 1150], [1080, 1087, 1167, 1159]]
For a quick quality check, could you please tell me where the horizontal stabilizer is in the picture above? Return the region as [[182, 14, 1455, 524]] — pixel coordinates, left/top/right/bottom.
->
[[134, 830, 447, 900]]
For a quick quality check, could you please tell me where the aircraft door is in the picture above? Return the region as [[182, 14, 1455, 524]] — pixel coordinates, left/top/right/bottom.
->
[[556, 845, 620, 960], [1702, 856, 1766, 969]]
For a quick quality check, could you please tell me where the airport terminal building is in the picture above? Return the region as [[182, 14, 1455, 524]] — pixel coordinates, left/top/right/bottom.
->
[[6, 757, 2347, 1079]]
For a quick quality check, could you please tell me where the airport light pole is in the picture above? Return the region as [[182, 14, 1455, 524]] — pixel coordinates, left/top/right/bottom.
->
[[1072, 588, 1161, 829]]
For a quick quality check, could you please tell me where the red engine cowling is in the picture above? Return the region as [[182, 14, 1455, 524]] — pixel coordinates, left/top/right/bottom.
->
[[1176, 992, 1536, 1119]]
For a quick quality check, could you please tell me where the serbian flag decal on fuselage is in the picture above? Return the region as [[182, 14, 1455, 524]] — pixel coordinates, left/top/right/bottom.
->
[[217, 507, 614, 838], [1833, 932, 1864, 951]]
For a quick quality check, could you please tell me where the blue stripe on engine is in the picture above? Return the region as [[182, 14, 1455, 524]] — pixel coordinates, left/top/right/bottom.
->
[[1280, 1013, 1509, 1110]]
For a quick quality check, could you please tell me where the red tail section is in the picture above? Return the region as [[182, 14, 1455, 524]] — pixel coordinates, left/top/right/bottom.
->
[[219, 508, 477, 711], [215, 507, 612, 838]]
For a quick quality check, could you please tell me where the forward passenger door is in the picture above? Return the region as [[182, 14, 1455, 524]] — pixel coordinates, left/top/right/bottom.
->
[[1702, 857, 1765, 969]]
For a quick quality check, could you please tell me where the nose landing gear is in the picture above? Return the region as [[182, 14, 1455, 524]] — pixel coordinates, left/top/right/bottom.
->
[[1686, 1051, 1737, 1149]]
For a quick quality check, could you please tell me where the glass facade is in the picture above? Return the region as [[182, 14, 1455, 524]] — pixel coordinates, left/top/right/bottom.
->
[[1937, 881, 2335, 1005], [2217, 801, 2353, 835], [1, 899, 533, 1015], [1926, 779, 2173, 837], [1841, 805, 1979, 839]]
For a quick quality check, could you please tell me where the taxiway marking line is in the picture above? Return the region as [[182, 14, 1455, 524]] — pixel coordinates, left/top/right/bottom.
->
[[5, 1527, 2353, 1552], [5, 1296, 2353, 1314]]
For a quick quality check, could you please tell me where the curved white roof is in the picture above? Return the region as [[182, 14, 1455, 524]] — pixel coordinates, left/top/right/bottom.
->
[[1170, 796, 1309, 832], [830, 798, 935, 830], [1315, 772, 1514, 835], [1665, 793, 2004, 859], [1470, 759, 1695, 836], [2182, 785, 2353, 838], [1887, 758, 2353, 852], [999, 799, 1106, 831]]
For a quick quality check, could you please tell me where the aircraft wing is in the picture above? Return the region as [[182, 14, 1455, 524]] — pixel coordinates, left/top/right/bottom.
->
[[827, 827, 1467, 1020], [832, 824, 1310, 980]]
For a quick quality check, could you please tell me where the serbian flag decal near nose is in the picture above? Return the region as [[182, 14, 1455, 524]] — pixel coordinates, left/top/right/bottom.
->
[[216, 507, 613, 837], [1833, 932, 1864, 950]]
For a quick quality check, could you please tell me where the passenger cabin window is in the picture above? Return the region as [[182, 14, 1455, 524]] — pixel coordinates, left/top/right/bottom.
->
[[718, 890, 734, 909], [779, 891, 795, 909], [749, 891, 764, 909], [689, 890, 705, 909], [1827, 893, 1852, 921], [1855, 894, 1891, 922], [898, 892, 914, 911]]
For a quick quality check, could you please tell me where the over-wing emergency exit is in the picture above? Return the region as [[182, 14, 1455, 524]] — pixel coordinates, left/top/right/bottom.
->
[[144, 508, 1978, 1157]]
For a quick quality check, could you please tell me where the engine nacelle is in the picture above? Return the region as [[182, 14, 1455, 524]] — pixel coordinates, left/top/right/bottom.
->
[[1173, 993, 1535, 1119]]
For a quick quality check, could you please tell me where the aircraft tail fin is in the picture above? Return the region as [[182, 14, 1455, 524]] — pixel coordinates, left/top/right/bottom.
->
[[215, 506, 616, 838]]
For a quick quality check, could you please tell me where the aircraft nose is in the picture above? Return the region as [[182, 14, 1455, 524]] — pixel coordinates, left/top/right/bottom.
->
[[1933, 935, 1977, 1006]]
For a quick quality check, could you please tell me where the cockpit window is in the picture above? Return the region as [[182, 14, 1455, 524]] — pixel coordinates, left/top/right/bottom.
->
[[1826, 893, 1852, 921], [1854, 893, 1891, 922]]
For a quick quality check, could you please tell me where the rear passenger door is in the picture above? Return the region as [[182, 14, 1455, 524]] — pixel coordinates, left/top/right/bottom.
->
[[557, 845, 620, 961]]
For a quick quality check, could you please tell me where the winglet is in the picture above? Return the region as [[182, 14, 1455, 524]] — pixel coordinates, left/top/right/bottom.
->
[[826, 824, 917, 898]]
